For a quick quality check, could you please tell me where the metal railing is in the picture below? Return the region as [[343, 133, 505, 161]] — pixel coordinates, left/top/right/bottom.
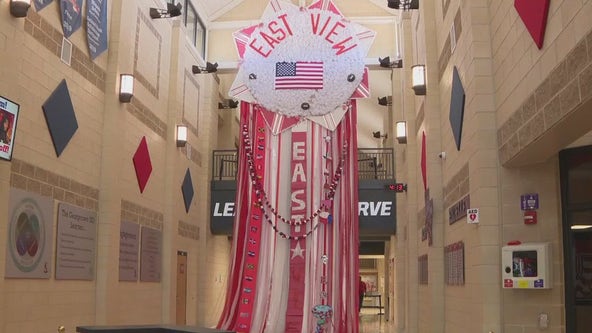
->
[[212, 150, 239, 180], [357, 148, 395, 180], [212, 148, 394, 181]]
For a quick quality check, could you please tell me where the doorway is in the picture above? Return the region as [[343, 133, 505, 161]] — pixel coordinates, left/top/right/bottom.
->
[[560, 146, 592, 333], [176, 250, 188, 325]]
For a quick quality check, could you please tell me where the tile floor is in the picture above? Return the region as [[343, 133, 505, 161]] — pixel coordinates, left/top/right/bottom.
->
[[359, 308, 395, 333]]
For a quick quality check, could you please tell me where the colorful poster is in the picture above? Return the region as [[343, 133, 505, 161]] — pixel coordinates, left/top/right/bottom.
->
[[34, 0, 53, 11], [55, 203, 97, 280], [0, 96, 20, 161], [140, 226, 162, 282], [119, 221, 140, 281], [87, 0, 108, 60], [60, 0, 83, 38], [5, 188, 54, 279]]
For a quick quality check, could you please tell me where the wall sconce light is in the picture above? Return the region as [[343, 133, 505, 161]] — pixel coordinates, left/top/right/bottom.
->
[[218, 99, 239, 109], [396, 121, 407, 144], [378, 96, 392, 106], [176, 125, 188, 147], [411, 64, 426, 95], [387, 0, 419, 10], [119, 74, 134, 103], [150, 2, 182, 19], [192, 62, 218, 74], [379, 56, 403, 68], [373, 131, 388, 139], [10, 0, 31, 18]]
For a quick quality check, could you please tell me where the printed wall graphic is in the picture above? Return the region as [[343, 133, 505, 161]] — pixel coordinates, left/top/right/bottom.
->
[[119, 221, 140, 281], [87, 0, 108, 60], [55, 203, 97, 280], [0, 96, 20, 161], [5, 188, 54, 279], [140, 226, 162, 282], [60, 0, 84, 38]]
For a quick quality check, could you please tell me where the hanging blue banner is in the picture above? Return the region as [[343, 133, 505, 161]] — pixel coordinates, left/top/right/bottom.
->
[[87, 0, 108, 59], [34, 0, 53, 11], [60, 0, 83, 38]]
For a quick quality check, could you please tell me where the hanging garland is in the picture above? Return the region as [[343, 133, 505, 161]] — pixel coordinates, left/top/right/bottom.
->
[[242, 124, 347, 240]]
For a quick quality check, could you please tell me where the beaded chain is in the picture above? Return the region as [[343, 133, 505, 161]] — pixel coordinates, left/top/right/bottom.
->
[[241, 124, 348, 240]]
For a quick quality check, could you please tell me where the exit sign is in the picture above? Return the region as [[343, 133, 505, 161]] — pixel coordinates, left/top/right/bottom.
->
[[387, 183, 407, 192]]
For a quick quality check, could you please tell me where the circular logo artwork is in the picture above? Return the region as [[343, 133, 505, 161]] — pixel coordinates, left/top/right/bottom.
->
[[231, 1, 374, 119], [8, 198, 46, 273]]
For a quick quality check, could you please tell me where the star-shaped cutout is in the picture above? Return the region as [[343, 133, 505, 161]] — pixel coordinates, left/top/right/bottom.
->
[[291, 241, 305, 260], [228, 0, 375, 134]]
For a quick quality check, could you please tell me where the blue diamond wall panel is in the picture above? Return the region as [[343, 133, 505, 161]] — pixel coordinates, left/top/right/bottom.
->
[[182, 168, 194, 213], [42, 80, 78, 157], [449, 66, 466, 151]]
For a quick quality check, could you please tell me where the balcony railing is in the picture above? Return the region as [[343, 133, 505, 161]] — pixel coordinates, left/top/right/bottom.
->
[[212, 148, 394, 181], [357, 148, 395, 180], [212, 150, 239, 181]]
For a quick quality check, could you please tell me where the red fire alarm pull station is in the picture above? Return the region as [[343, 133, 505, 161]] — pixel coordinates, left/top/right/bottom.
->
[[524, 210, 537, 224]]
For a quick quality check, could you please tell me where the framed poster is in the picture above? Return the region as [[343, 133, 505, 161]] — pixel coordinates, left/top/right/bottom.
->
[[0, 96, 20, 161], [55, 203, 97, 280], [5, 188, 54, 279], [119, 221, 140, 281], [140, 226, 162, 282]]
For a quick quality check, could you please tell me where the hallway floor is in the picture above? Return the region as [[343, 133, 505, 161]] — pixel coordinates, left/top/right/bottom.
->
[[359, 308, 395, 333]]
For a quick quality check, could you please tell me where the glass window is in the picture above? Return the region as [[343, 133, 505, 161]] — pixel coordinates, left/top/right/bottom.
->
[[195, 16, 205, 56], [185, 3, 197, 44], [184, 1, 206, 57]]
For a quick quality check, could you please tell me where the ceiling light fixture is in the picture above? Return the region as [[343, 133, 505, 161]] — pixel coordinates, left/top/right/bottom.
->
[[571, 225, 592, 230]]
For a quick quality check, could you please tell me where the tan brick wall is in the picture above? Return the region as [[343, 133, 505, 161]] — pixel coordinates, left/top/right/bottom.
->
[[1, 1, 107, 330], [402, 0, 592, 332], [490, 2, 592, 331], [0, 1, 229, 331], [492, 0, 592, 125]]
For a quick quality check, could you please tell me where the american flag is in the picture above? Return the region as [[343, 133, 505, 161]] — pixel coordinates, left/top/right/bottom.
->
[[275, 62, 324, 90]]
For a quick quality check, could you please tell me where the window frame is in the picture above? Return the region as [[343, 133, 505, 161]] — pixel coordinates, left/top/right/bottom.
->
[[183, 0, 206, 57]]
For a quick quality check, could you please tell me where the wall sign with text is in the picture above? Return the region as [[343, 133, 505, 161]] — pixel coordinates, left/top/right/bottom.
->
[[0, 96, 20, 161], [211, 179, 396, 236]]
